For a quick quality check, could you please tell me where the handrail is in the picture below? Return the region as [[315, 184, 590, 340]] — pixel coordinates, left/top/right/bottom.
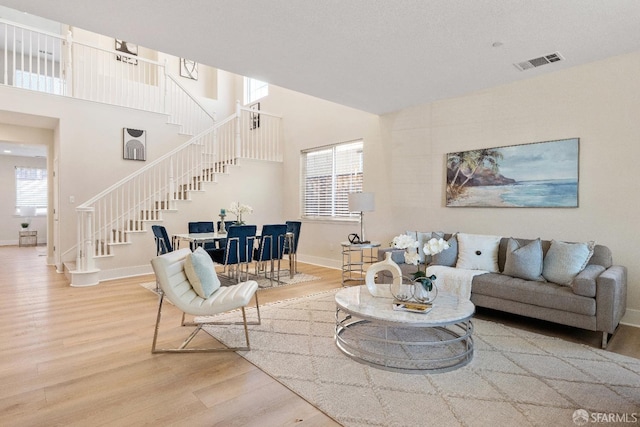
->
[[166, 74, 215, 121], [0, 17, 65, 40], [77, 122, 219, 208]]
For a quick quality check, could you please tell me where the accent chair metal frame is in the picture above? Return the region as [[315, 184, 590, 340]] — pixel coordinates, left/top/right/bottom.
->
[[150, 248, 261, 353]]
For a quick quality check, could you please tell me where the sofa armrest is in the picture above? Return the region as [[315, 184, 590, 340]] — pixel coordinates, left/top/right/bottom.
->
[[595, 265, 627, 334], [572, 264, 605, 297]]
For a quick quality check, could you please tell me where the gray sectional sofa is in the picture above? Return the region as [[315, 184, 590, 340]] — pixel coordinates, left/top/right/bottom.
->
[[377, 233, 627, 348]]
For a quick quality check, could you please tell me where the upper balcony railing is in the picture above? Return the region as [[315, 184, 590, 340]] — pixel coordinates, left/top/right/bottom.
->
[[1, 18, 215, 135]]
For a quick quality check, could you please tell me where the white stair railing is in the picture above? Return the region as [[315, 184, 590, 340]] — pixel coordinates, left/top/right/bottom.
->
[[73, 106, 282, 271], [1, 18, 215, 135]]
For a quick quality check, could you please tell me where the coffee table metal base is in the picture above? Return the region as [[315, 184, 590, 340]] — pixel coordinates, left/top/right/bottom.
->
[[335, 309, 474, 374]]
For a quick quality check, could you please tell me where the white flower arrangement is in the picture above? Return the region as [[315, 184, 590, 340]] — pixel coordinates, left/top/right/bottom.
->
[[391, 234, 420, 265], [228, 202, 253, 224], [423, 237, 450, 256]]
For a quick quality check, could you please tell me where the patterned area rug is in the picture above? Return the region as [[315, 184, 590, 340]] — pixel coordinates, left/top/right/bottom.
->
[[202, 290, 640, 427], [139, 270, 320, 295]]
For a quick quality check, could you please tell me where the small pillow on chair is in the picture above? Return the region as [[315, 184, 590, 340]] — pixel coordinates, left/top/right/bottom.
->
[[184, 247, 221, 298]]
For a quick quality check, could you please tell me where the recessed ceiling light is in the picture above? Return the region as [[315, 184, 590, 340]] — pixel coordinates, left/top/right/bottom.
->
[[3, 150, 11, 154]]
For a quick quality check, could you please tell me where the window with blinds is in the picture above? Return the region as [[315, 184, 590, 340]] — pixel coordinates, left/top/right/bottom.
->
[[301, 140, 363, 219], [15, 167, 48, 215]]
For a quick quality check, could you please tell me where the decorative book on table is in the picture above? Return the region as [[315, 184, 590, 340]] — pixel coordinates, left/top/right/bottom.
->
[[392, 300, 433, 314]]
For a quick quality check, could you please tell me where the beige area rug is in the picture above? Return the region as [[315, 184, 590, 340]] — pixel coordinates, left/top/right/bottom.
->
[[139, 271, 320, 296], [202, 290, 640, 427]]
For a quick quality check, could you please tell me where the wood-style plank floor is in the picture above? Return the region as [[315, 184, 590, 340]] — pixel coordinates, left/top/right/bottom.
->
[[0, 246, 638, 426]]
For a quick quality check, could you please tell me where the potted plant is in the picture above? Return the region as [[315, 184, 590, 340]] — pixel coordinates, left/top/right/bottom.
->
[[21, 222, 29, 229]]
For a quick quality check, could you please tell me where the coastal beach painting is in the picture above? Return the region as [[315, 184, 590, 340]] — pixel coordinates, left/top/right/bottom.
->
[[446, 138, 579, 207]]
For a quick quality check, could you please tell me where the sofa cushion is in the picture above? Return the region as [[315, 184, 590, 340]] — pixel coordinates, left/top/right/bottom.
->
[[431, 234, 458, 267], [472, 273, 596, 316], [456, 233, 501, 272], [503, 238, 545, 282], [542, 240, 595, 285], [184, 247, 221, 298]]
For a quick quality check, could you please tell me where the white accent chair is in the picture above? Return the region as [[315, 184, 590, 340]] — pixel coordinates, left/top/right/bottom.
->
[[150, 248, 260, 353]]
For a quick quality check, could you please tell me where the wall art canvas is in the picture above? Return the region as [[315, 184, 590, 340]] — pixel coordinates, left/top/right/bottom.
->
[[123, 128, 146, 161], [180, 58, 198, 80], [115, 39, 138, 65], [446, 138, 579, 208], [249, 102, 260, 130]]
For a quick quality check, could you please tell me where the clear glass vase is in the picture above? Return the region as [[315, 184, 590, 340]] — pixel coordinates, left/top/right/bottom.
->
[[412, 278, 438, 304]]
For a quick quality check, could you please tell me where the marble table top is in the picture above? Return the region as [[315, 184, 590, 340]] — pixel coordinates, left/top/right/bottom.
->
[[335, 285, 475, 327]]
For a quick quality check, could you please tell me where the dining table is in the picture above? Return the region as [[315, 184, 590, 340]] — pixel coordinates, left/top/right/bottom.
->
[[171, 230, 297, 279]]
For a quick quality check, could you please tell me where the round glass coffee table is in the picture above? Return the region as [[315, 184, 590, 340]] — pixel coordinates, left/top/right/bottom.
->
[[335, 285, 474, 373]]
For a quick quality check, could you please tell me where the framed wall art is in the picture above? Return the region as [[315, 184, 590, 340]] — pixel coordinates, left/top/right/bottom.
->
[[115, 39, 138, 65], [123, 128, 146, 161], [249, 102, 260, 130], [180, 58, 198, 80], [446, 138, 579, 208]]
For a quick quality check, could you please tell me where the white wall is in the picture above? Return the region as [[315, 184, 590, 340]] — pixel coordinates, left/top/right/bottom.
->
[[375, 51, 640, 324], [252, 81, 387, 268]]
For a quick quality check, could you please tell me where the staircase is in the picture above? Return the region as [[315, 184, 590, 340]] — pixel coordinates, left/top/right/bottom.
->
[[68, 103, 282, 286], [0, 17, 283, 286]]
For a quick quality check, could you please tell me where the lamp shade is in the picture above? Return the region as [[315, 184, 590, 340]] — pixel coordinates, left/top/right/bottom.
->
[[348, 192, 375, 212]]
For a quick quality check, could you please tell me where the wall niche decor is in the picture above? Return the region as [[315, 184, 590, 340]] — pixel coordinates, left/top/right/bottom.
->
[[115, 39, 138, 65], [123, 128, 146, 161], [446, 138, 579, 208]]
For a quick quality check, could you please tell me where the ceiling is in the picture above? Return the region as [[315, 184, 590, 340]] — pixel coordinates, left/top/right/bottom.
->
[[1, 1, 639, 115]]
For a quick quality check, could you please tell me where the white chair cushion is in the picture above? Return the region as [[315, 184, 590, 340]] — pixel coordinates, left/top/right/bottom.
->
[[184, 247, 220, 298]]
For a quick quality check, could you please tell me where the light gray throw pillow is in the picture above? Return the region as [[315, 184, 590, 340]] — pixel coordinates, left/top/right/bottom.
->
[[542, 240, 595, 285], [430, 234, 458, 267], [503, 238, 545, 282]]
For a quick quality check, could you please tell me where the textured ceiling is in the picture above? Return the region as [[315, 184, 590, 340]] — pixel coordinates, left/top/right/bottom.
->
[[1, 0, 640, 114]]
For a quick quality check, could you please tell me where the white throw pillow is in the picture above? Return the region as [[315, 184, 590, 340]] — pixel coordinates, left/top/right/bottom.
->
[[542, 240, 595, 285], [184, 247, 221, 298], [455, 233, 501, 272]]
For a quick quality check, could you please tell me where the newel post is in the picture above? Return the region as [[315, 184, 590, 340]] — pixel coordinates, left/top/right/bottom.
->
[[235, 100, 242, 158]]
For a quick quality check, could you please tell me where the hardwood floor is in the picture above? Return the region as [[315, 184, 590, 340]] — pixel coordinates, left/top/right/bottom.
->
[[1, 246, 638, 426]]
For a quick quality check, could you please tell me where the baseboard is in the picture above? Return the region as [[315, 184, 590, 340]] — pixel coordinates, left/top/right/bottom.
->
[[621, 308, 640, 328], [297, 254, 341, 270], [98, 264, 154, 283]]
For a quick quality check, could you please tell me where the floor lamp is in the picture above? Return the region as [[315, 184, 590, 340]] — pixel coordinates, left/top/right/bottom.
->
[[348, 192, 375, 244]]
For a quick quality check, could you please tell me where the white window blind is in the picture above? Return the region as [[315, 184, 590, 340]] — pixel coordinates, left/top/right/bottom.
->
[[244, 77, 268, 104], [301, 140, 363, 219], [16, 167, 48, 213]]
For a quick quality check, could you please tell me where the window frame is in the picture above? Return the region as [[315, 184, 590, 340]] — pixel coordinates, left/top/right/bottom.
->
[[15, 166, 48, 216], [243, 77, 268, 105], [300, 139, 364, 221]]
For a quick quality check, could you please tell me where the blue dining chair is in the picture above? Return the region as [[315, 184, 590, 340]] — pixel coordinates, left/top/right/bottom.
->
[[152, 225, 173, 255], [253, 224, 288, 285], [210, 225, 257, 283], [188, 221, 216, 251], [284, 221, 302, 274]]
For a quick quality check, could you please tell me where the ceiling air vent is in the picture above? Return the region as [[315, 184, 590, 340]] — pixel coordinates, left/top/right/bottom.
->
[[514, 52, 563, 71]]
